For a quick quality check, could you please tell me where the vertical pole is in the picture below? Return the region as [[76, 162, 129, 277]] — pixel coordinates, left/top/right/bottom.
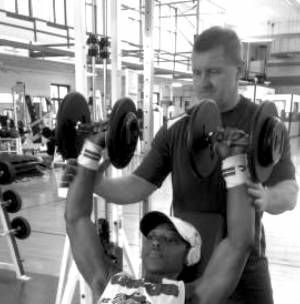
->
[[142, 0, 154, 217], [102, 0, 108, 116], [109, 0, 123, 246], [91, 0, 97, 121], [143, 0, 154, 155], [111, 0, 122, 104], [173, 8, 178, 78], [139, 0, 143, 64], [196, 0, 200, 34], [74, 0, 88, 97]]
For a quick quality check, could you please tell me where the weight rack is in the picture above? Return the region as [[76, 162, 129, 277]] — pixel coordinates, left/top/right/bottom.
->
[[0, 180, 30, 280]]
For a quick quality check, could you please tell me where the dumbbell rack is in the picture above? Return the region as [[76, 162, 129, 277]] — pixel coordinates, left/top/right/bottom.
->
[[0, 186, 30, 280]]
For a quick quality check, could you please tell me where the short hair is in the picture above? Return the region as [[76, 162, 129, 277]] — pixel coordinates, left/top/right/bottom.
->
[[193, 26, 242, 65]]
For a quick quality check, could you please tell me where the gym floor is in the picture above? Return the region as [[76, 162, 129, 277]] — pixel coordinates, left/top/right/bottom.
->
[[0, 137, 299, 304]]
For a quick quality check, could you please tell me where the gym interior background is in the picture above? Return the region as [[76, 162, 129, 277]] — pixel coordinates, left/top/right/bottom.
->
[[0, 0, 299, 303]]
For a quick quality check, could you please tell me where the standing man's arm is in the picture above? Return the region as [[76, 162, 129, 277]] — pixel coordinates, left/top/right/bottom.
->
[[247, 179, 298, 214], [93, 173, 157, 204], [93, 124, 170, 204], [247, 129, 298, 214]]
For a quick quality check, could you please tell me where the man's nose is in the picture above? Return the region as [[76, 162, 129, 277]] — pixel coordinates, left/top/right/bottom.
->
[[151, 238, 161, 248]]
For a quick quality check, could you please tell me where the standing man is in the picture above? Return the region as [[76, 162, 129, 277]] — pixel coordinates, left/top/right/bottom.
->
[[90, 27, 298, 303]]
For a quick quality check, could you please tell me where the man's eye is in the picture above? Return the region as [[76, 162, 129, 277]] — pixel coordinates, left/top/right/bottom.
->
[[193, 70, 201, 77], [147, 234, 155, 241], [209, 69, 220, 74], [164, 236, 180, 244]]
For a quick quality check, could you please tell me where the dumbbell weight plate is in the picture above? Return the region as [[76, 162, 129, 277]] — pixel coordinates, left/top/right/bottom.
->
[[248, 101, 286, 182], [2, 190, 22, 213], [187, 99, 222, 178], [10, 216, 31, 240], [0, 161, 15, 185], [106, 98, 139, 169], [55, 92, 91, 159]]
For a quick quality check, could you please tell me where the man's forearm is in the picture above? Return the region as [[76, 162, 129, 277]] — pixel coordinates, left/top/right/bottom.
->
[[265, 179, 298, 214]]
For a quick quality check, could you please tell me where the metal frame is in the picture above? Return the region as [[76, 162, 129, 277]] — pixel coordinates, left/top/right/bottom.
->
[[0, 188, 30, 281], [0, 0, 202, 78]]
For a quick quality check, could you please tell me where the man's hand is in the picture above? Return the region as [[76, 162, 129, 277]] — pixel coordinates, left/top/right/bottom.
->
[[214, 127, 249, 159], [246, 181, 270, 212]]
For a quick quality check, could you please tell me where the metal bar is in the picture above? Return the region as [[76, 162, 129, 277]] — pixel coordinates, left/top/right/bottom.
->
[[29, 0, 33, 17], [173, 8, 178, 77], [64, 0, 67, 27], [15, 0, 18, 14], [196, 0, 200, 34], [103, 0, 108, 120], [1, 9, 73, 27], [142, 0, 154, 229], [33, 43, 75, 47], [73, 0, 87, 96], [158, 2, 161, 65], [53, 0, 56, 23], [33, 19, 37, 42], [92, 0, 97, 122], [5, 11, 34, 21], [154, 0, 193, 6], [139, 0, 143, 64], [121, 4, 143, 13], [159, 13, 197, 18], [0, 21, 71, 40]]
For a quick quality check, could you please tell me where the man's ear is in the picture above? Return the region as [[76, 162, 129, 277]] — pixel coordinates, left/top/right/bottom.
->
[[236, 61, 245, 80]]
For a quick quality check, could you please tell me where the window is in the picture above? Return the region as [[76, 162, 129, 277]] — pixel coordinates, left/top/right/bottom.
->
[[50, 84, 70, 115]]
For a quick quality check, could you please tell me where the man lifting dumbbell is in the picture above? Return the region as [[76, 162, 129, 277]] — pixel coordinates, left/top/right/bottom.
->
[[87, 27, 298, 304], [65, 123, 255, 304]]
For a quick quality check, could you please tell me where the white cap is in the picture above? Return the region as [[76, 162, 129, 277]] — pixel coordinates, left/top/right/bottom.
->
[[140, 211, 202, 266]]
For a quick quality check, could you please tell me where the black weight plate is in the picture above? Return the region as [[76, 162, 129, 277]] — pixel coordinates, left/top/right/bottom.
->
[[187, 99, 222, 178], [0, 161, 15, 185], [248, 101, 281, 182], [11, 216, 31, 240], [55, 92, 91, 159], [270, 118, 285, 164], [107, 98, 139, 168], [2, 190, 22, 213]]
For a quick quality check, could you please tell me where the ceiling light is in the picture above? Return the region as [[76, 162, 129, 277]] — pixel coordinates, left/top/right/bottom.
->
[[171, 82, 182, 88]]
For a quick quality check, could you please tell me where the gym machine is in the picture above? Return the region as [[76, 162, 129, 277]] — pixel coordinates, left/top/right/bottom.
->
[[0, 167, 31, 280]]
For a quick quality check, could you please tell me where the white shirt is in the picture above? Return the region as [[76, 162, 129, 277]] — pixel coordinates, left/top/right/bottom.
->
[[98, 272, 185, 304]]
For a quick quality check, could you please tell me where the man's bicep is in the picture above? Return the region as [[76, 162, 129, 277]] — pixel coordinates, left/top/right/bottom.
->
[[134, 126, 171, 187], [265, 129, 296, 186]]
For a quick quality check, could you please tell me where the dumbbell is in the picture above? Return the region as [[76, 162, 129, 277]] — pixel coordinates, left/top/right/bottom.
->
[[1, 190, 22, 213], [186, 99, 286, 182], [56, 94, 140, 198], [56, 93, 140, 169], [0, 216, 31, 240], [0, 161, 16, 185]]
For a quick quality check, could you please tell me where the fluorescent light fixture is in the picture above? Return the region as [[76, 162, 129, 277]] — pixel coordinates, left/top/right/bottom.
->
[[171, 82, 182, 88], [242, 38, 273, 43]]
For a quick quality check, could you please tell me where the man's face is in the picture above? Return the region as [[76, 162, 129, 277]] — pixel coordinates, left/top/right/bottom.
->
[[192, 46, 241, 112], [142, 223, 189, 278]]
